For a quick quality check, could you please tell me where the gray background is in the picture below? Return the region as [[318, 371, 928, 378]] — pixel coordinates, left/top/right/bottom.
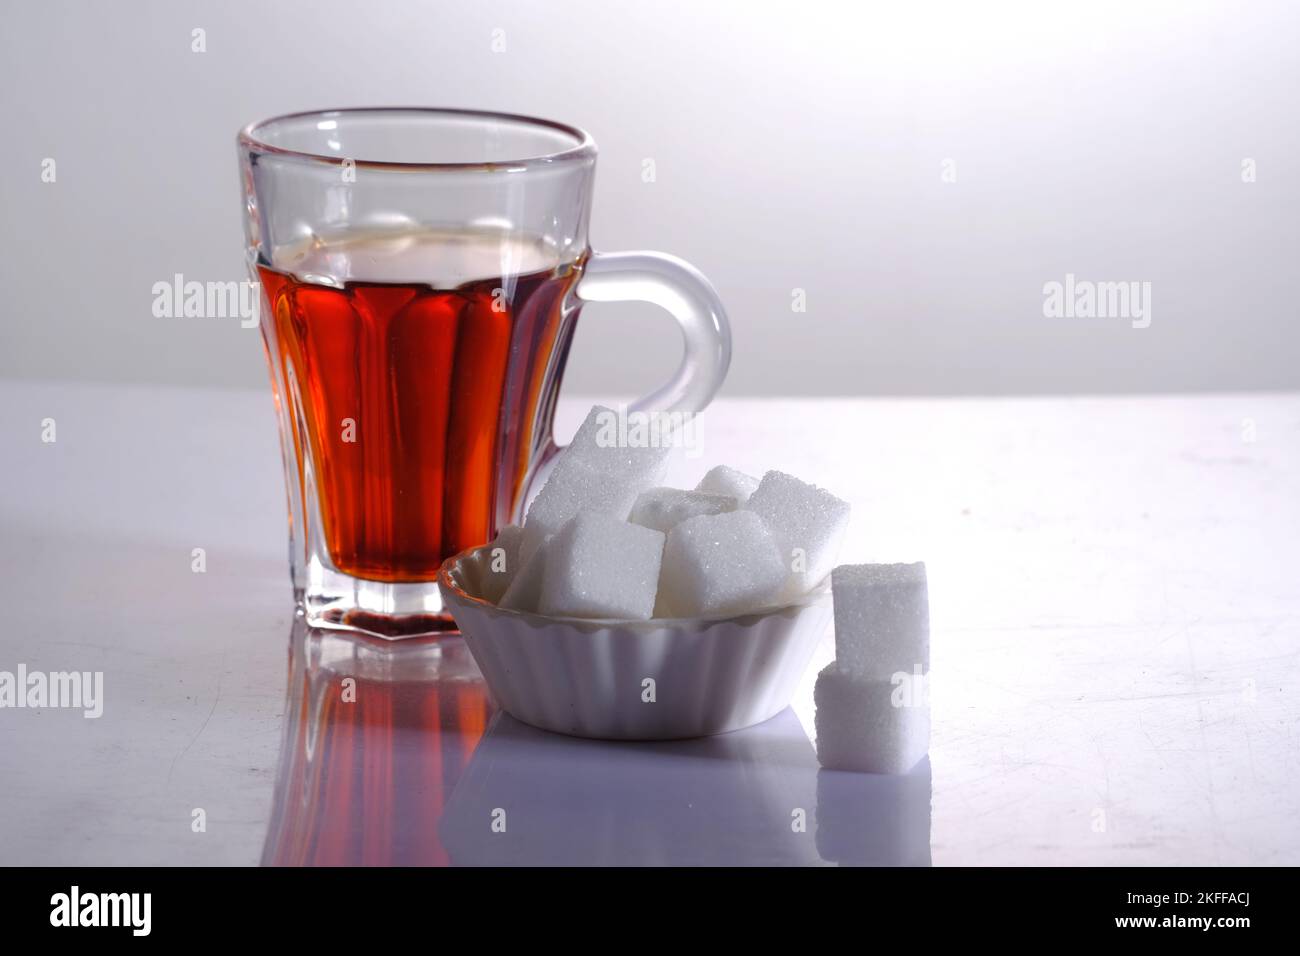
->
[[1, 0, 1296, 397]]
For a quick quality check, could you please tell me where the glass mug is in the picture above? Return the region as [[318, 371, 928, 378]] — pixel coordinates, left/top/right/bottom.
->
[[238, 108, 730, 639]]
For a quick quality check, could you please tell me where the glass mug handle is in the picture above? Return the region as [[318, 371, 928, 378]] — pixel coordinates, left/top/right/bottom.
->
[[519, 249, 731, 517], [575, 250, 732, 416]]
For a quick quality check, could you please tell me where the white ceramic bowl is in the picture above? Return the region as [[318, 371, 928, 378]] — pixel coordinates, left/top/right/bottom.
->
[[438, 544, 831, 741]]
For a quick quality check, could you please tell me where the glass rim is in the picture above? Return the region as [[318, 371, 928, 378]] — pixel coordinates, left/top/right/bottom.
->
[[238, 106, 597, 172]]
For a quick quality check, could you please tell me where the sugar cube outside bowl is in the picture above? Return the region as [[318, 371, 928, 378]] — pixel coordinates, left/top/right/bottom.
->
[[438, 544, 831, 741]]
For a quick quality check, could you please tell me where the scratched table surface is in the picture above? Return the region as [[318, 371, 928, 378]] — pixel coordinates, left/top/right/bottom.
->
[[0, 380, 1296, 866]]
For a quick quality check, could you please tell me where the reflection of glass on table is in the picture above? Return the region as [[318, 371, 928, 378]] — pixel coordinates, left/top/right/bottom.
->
[[261, 622, 490, 866]]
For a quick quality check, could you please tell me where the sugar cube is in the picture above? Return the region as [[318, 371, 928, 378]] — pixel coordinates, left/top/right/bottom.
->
[[480, 524, 524, 604], [813, 663, 929, 774], [520, 405, 673, 563], [695, 465, 760, 505], [832, 563, 929, 679], [658, 510, 787, 617], [498, 534, 552, 613], [745, 470, 850, 596], [629, 487, 737, 534], [559, 403, 677, 484], [538, 513, 665, 620]]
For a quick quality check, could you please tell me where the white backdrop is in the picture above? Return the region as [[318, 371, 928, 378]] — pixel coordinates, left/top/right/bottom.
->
[[1, 0, 1296, 396]]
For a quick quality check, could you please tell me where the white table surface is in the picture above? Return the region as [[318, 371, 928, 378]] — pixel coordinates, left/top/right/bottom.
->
[[0, 380, 1296, 865]]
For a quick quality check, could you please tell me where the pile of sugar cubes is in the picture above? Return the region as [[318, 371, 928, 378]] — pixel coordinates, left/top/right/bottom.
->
[[481, 404, 932, 776], [480, 405, 850, 620], [814, 563, 931, 774]]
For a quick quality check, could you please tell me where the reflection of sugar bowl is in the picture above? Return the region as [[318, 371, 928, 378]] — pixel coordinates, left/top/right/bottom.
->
[[439, 707, 826, 866]]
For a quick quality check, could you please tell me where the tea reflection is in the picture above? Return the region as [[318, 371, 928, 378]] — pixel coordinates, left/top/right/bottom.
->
[[261, 621, 490, 865]]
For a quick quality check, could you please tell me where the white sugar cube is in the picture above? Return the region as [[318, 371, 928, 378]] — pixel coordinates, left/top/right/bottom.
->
[[629, 487, 737, 534], [695, 465, 760, 505], [658, 510, 787, 617], [498, 533, 552, 612], [832, 563, 929, 679], [745, 470, 850, 596], [480, 523, 524, 604], [538, 513, 665, 620], [520, 459, 640, 564], [814, 663, 929, 774], [520, 405, 673, 563]]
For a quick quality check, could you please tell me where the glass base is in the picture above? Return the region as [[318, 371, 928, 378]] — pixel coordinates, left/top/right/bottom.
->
[[296, 563, 459, 640]]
